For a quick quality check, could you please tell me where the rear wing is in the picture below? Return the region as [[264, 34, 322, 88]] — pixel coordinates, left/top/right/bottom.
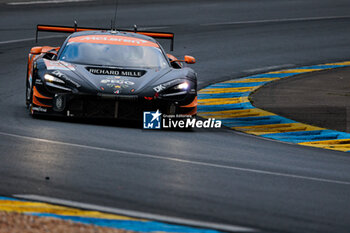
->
[[36, 24, 175, 51]]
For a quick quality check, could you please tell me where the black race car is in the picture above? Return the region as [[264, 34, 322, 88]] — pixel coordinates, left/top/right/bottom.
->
[[26, 25, 197, 120]]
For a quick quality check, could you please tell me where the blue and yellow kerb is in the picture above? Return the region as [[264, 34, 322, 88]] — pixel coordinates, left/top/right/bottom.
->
[[198, 61, 350, 152], [0, 196, 221, 233]]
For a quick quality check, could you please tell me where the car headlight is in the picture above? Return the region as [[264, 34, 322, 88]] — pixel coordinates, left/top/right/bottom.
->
[[153, 80, 194, 100], [154, 80, 191, 93], [44, 73, 71, 92], [173, 82, 189, 91], [44, 74, 65, 84]]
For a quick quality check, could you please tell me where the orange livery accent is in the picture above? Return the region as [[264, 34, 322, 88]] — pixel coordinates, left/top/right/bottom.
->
[[41, 46, 60, 53], [184, 55, 196, 64], [137, 32, 173, 39], [30, 47, 42, 54], [68, 35, 158, 47], [37, 25, 174, 39], [33, 86, 52, 99], [166, 54, 178, 61], [37, 25, 93, 33], [180, 96, 197, 108], [36, 24, 175, 50], [32, 96, 52, 108]]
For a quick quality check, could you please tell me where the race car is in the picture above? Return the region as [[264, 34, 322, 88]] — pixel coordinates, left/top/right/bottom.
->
[[26, 24, 197, 120]]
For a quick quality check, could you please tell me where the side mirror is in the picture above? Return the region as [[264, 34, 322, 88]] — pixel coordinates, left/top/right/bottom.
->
[[184, 55, 196, 64], [169, 55, 196, 65], [30, 47, 42, 55]]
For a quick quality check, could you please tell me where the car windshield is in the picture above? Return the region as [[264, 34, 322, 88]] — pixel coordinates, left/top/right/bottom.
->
[[59, 42, 169, 69]]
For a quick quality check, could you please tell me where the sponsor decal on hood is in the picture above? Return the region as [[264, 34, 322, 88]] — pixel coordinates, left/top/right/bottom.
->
[[51, 70, 81, 88], [100, 77, 135, 88]]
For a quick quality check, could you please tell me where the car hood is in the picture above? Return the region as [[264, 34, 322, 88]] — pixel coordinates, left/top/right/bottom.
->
[[45, 60, 172, 95]]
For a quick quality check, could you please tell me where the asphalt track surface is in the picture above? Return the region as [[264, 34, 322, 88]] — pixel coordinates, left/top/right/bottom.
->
[[252, 66, 350, 133], [1, 0, 350, 232]]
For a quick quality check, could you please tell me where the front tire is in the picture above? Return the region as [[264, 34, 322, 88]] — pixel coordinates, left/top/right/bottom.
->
[[25, 80, 32, 109], [25, 65, 32, 109], [26, 82, 37, 117]]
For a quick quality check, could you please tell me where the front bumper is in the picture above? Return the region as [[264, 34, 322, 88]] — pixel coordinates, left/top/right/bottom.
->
[[31, 85, 197, 120]]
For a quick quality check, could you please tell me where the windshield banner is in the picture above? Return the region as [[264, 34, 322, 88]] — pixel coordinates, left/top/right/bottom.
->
[[86, 67, 146, 77]]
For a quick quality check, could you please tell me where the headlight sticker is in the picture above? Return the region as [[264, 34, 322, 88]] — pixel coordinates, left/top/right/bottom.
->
[[153, 80, 189, 92], [51, 70, 81, 88], [153, 84, 166, 92]]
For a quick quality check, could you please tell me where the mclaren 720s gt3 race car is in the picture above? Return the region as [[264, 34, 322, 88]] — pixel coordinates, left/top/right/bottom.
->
[[26, 25, 197, 120]]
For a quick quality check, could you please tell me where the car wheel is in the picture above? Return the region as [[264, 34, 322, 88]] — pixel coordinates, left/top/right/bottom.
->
[[26, 81, 37, 117], [25, 80, 32, 109]]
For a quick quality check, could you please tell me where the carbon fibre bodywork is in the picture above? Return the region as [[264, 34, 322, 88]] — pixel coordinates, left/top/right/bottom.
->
[[26, 29, 197, 120]]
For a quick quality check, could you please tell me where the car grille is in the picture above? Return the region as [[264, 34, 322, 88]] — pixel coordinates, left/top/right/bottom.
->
[[97, 94, 139, 102], [67, 95, 161, 120]]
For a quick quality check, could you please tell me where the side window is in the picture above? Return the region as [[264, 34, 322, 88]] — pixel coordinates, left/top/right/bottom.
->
[[167, 54, 182, 69]]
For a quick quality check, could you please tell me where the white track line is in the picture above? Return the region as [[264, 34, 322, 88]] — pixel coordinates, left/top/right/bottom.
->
[[201, 15, 350, 26], [0, 35, 65, 45], [7, 0, 92, 5], [1, 131, 350, 185], [13, 194, 255, 232]]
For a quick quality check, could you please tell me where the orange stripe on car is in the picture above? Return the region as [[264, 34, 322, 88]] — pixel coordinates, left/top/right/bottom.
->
[[180, 97, 197, 108], [68, 35, 159, 47], [33, 86, 52, 99], [33, 96, 52, 108], [166, 54, 178, 61], [137, 32, 173, 38], [37, 26, 174, 38], [37, 26, 87, 33], [41, 46, 60, 53]]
